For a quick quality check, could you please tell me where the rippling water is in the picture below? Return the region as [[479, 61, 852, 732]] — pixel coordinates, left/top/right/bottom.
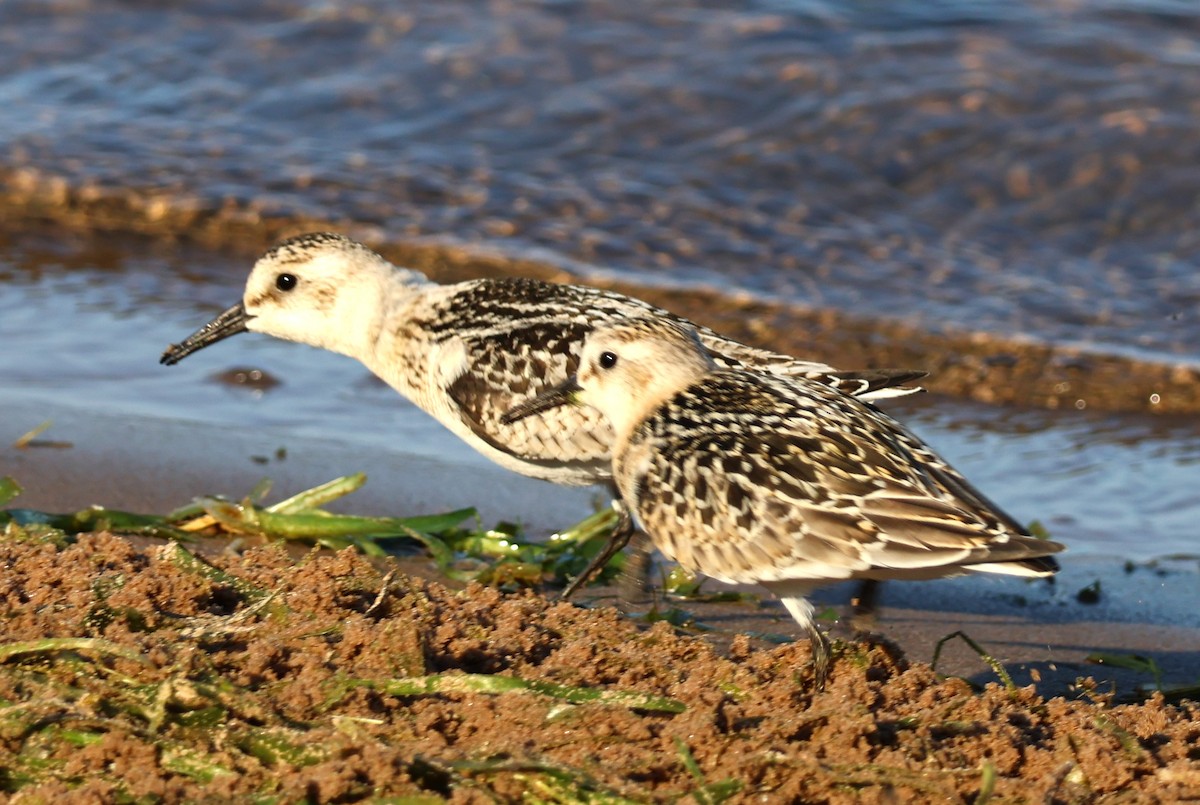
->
[[2, 1, 1199, 559], [3, 0, 1200, 360]]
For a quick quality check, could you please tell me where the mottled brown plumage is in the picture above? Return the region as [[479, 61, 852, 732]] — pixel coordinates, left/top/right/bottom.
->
[[161, 234, 924, 486], [160, 233, 926, 597], [504, 318, 1064, 684]]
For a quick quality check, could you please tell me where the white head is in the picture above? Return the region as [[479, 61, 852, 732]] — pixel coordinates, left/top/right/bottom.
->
[[502, 317, 716, 437], [161, 232, 429, 364], [241, 233, 407, 356], [576, 318, 717, 432]]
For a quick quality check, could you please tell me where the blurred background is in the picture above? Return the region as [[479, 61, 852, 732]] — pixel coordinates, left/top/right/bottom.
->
[[1, 0, 1199, 565]]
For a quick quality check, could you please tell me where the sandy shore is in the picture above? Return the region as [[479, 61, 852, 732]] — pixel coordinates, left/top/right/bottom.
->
[[0, 530, 1195, 801], [6, 394, 1197, 697], [3, 394, 1199, 800]]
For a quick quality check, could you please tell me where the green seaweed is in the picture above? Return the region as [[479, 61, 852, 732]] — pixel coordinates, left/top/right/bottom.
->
[[409, 754, 637, 804], [974, 760, 997, 805], [161, 541, 273, 602], [12, 420, 71, 449], [1085, 652, 1200, 703], [1086, 652, 1163, 689], [1093, 714, 1147, 759], [522, 772, 642, 804], [0, 477, 22, 506], [234, 727, 331, 767], [931, 631, 1015, 692], [160, 746, 237, 782], [0, 505, 195, 541], [0, 637, 149, 666], [336, 673, 685, 713], [674, 738, 743, 804], [0, 473, 637, 592], [265, 472, 365, 513]]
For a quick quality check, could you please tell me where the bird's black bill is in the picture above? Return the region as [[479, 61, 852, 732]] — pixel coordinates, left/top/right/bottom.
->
[[159, 302, 251, 366], [500, 376, 582, 424]]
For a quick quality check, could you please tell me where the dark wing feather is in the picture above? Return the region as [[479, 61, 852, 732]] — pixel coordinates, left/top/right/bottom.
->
[[428, 280, 648, 467], [427, 277, 924, 470]]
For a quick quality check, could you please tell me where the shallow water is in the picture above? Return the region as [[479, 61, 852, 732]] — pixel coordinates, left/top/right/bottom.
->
[[2, 0, 1200, 364], [1, 2, 1199, 560], [3, 234, 1198, 560]]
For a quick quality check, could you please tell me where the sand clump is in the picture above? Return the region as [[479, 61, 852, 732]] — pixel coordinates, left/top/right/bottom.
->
[[0, 530, 1196, 803]]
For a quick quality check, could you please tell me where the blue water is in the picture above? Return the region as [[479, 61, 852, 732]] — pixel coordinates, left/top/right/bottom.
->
[[1, 1, 1199, 561], [3, 236, 1199, 560], [2, 0, 1199, 360]]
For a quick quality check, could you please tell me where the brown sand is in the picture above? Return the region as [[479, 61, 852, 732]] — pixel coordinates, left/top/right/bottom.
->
[[0, 530, 1196, 803]]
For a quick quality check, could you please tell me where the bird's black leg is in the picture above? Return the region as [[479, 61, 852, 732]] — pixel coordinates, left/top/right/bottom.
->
[[560, 499, 635, 601], [850, 579, 882, 636], [807, 620, 832, 691], [777, 594, 834, 691], [616, 529, 653, 608]]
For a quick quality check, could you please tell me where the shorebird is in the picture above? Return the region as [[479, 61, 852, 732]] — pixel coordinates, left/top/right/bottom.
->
[[160, 232, 924, 595], [503, 318, 1064, 685]]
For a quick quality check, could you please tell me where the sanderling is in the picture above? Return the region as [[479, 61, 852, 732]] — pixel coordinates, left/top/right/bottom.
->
[[160, 232, 924, 595], [503, 317, 1064, 685]]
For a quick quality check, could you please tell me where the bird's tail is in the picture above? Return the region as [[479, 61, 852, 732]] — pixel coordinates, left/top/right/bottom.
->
[[967, 554, 1060, 578]]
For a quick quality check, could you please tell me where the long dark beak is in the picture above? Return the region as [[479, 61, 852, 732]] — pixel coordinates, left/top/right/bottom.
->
[[500, 376, 582, 424], [160, 302, 251, 366]]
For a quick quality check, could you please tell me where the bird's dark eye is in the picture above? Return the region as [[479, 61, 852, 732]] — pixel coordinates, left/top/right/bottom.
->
[[275, 273, 297, 291], [598, 351, 618, 370]]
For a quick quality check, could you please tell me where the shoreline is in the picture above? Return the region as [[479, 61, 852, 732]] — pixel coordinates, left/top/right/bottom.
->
[[4, 395, 1197, 696], [3, 177, 1199, 415]]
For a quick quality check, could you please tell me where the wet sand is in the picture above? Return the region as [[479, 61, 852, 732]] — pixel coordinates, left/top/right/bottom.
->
[[0, 531, 1196, 801], [6, 395, 1197, 695]]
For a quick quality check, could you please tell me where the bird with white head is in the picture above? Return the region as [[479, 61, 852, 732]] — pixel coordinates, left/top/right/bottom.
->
[[161, 232, 927, 598]]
